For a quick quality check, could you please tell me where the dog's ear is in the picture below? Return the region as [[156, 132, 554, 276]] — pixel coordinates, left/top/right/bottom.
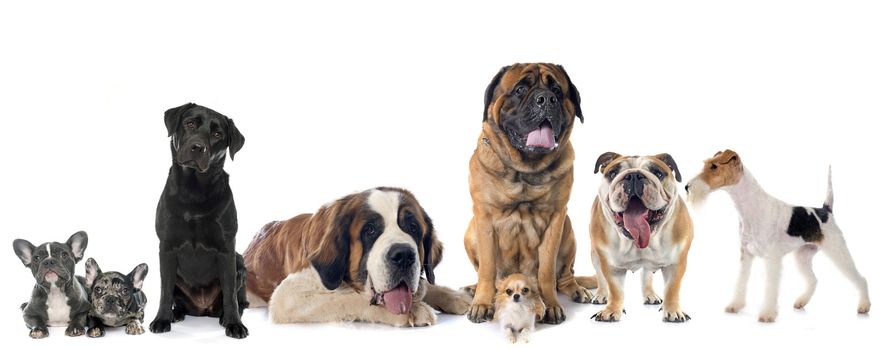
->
[[654, 153, 682, 182], [594, 152, 622, 174], [308, 200, 354, 291], [420, 209, 442, 285], [128, 263, 148, 291], [85, 258, 102, 288], [226, 118, 245, 160], [483, 65, 510, 122], [12, 239, 36, 266], [66, 231, 88, 262], [164, 103, 195, 137], [557, 65, 583, 123]]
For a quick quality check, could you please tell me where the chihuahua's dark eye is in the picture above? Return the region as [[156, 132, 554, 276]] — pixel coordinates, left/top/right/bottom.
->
[[212, 131, 223, 139], [505, 289, 513, 296], [514, 85, 527, 96], [185, 120, 196, 129], [522, 287, 529, 294], [710, 164, 718, 171]]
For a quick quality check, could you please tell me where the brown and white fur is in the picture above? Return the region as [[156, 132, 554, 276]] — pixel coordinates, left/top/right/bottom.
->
[[243, 187, 470, 327], [494, 274, 544, 343], [590, 152, 693, 322], [685, 150, 870, 322]]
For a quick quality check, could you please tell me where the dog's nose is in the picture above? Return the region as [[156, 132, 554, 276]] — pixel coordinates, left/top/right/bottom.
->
[[44, 259, 56, 266], [105, 296, 117, 306], [387, 244, 416, 269], [190, 143, 206, 153], [535, 91, 558, 106], [513, 294, 521, 302], [624, 172, 645, 197]]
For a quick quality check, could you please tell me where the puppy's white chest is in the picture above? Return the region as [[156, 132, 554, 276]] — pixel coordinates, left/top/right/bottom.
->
[[46, 285, 71, 327], [497, 302, 535, 331]]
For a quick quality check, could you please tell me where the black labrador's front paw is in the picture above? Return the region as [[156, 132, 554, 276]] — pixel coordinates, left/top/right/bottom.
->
[[149, 319, 171, 334], [64, 325, 85, 337], [225, 323, 249, 339]]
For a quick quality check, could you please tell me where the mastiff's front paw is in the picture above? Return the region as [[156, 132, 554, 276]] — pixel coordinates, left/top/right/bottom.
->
[[541, 304, 566, 324], [466, 302, 494, 323]]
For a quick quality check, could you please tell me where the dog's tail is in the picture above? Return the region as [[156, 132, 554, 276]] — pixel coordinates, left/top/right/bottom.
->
[[824, 165, 834, 213]]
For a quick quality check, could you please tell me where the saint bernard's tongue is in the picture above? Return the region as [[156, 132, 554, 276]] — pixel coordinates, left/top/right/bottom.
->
[[382, 283, 412, 315], [623, 197, 651, 249], [526, 126, 555, 149]]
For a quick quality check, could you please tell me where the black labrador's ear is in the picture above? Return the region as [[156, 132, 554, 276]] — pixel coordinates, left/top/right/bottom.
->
[[309, 205, 353, 291], [66, 231, 88, 262], [164, 103, 196, 137], [128, 263, 148, 291], [483, 65, 510, 122], [654, 153, 682, 182], [420, 209, 442, 285], [557, 65, 583, 123], [85, 258, 102, 288], [226, 118, 245, 160], [594, 152, 622, 174], [12, 239, 36, 266]]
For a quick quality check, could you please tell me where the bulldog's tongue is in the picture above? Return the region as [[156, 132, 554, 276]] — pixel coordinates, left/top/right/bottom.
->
[[382, 283, 412, 315], [623, 198, 651, 249], [526, 126, 555, 149]]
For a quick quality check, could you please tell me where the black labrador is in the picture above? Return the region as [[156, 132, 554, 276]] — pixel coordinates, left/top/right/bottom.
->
[[149, 103, 249, 338]]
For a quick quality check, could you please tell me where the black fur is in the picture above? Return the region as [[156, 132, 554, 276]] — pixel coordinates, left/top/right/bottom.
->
[[483, 66, 510, 121], [786, 207, 825, 242], [556, 64, 583, 123], [311, 210, 356, 290]]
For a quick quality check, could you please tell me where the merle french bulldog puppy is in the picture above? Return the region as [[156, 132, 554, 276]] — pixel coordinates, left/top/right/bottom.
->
[[13, 231, 90, 339], [84, 258, 148, 337]]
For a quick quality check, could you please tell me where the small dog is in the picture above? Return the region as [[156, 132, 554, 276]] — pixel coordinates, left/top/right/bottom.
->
[[685, 150, 871, 322], [84, 258, 148, 337], [494, 274, 544, 343], [13, 231, 91, 339]]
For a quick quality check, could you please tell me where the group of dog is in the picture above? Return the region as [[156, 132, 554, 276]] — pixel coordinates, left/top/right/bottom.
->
[[13, 63, 871, 343]]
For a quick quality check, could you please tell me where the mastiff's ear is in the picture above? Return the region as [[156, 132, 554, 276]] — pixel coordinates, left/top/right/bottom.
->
[[226, 118, 245, 160], [653, 153, 682, 182], [164, 103, 196, 137], [128, 263, 148, 291], [594, 152, 622, 174], [85, 258, 102, 288], [66, 231, 88, 262], [308, 201, 354, 291], [420, 209, 442, 285], [483, 65, 510, 122], [12, 239, 36, 267], [556, 65, 583, 123]]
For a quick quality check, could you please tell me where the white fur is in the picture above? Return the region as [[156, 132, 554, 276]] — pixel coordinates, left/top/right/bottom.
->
[[46, 284, 70, 327], [496, 300, 535, 343], [365, 190, 420, 293], [45, 243, 52, 257]]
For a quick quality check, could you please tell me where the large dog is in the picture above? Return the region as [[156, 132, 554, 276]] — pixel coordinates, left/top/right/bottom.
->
[[590, 153, 693, 322], [464, 63, 595, 324], [244, 187, 470, 327], [149, 103, 249, 338]]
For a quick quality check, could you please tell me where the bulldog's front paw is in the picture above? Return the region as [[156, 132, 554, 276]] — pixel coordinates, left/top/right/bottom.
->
[[590, 290, 608, 304], [725, 301, 745, 313], [64, 325, 85, 337], [406, 302, 437, 327], [571, 286, 593, 303], [149, 319, 171, 333], [225, 322, 249, 339], [87, 326, 105, 338], [757, 309, 778, 323], [29, 327, 48, 339], [466, 301, 494, 323], [541, 304, 566, 324], [644, 292, 663, 305], [125, 322, 145, 335], [591, 307, 622, 322], [662, 305, 691, 323]]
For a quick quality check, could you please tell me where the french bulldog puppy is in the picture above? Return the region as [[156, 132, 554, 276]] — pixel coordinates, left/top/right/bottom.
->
[[84, 258, 148, 337]]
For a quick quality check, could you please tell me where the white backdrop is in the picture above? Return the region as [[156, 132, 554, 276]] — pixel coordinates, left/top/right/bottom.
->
[[1, 1, 881, 349]]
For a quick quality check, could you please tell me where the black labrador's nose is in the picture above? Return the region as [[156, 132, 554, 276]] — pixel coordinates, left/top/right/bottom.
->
[[387, 244, 416, 269], [190, 143, 206, 153], [624, 172, 646, 197], [535, 91, 558, 106]]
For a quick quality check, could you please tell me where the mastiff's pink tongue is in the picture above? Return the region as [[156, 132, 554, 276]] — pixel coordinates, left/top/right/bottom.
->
[[382, 283, 412, 315], [526, 126, 555, 149], [623, 198, 651, 249]]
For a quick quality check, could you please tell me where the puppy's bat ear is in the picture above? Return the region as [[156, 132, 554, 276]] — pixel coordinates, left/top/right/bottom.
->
[[226, 118, 245, 160], [85, 258, 102, 288], [12, 239, 36, 266], [483, 65, 510, 122], [66, 231, 88, 262], [557, 65, 583, 123], [654, 153, 682, 182], [420, 208, 442, 285], [164, 103, 196, 137], [128, 263, 148, 291], [308, 195, 356, 290], [594, 152, 622, 174]]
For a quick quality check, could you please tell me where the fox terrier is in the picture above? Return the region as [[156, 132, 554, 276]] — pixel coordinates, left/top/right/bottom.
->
[[685, 150, 870, 322]]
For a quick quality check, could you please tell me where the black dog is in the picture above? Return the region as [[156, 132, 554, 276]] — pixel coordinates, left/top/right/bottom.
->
[[148, 103, 249, 338]]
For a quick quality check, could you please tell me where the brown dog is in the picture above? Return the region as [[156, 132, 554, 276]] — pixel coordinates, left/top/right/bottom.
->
[[243, 187, 469, 327], [464, 63, 596, 324]]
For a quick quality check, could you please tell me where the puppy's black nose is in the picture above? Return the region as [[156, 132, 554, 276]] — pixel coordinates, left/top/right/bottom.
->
[[513, 294, 521, 302], [190, 143, 206, 153], [387, 244, 415, 269], [105, 296, 117, 306], [535, 91, 558, 106], [45, 259, 56, 266]]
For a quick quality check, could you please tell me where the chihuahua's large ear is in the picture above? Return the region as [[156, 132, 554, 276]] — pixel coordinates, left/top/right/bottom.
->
[[420, 208, 442, 285], [85, 258, 102, 288], [654, 153, 682, 182], [308, 196, 355, 290], [594, 152, 622, 174], [483, 65, 510, 122], [164, 103, 196, 137], [557, 65, 583, 123], [226, 118, 245, 160], [12, 239, 36, 266], [128, 263, 148, 291], [66, 231, 88, 262]]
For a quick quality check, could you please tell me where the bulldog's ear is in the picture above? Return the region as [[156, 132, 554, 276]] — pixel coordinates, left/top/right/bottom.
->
[[594, 152, 622, 174], [12, 239, 36, 267], [164, 103, 196, 137], [85, 258, 102, 288], [66, 231, 88, 262], [420, 209, 442, 285], [483, 65, 510, 122], [226, 118, 245, 160], [128, 263, 148, 291], [654, 153, 682, 182], [557, 65, 583, 123], [309, 202, 354, 291]]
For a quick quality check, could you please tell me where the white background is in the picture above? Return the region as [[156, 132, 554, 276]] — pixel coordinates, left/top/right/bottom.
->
[[2, 1, 881, 349]]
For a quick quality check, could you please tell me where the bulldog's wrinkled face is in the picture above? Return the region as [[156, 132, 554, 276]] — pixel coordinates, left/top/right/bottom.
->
[[595, 153, 682, 249], [163, 103, 245, 173], [13, 231, 88, 289], [85, 258, 148, 326], [684, 149, 743, 206]]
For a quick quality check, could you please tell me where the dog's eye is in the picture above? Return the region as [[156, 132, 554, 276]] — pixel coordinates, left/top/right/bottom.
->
[[505, 289, 513, 296], [362, 223, 377, 238], [652, 169, 666, 179], [514, 85, 527, 96], [522, 287, 529, 294], [212, 132, 223, 139], [121, 287, 129, 295], [95, 287, 103, 294], [710, 164, 718, 171], [33, 255, 43, 262], [607, 168, 620, 179], [60, 251, 68, 259], [185, 120, 196, 129], [550, 85, 562, 97]]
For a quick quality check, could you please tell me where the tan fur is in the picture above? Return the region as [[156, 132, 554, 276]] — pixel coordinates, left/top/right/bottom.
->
[[494, 274, 545, 321], [699, 149, 743, 190]]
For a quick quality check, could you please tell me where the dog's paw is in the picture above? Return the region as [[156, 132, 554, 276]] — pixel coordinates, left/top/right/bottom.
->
[[466, 301, 494, 323], [590, 291, 608, 305], [591, 307, 622, 322], [460, 284, 477, 297], [172, 308, 186, 323], [64, 325, 85, 337], [757, 309, 778, 323], [225, 322, 249, 339], [644, 292, 663, 305], [126, 322, 145, 335], [571, 286, 593, 303], [149, 319, 171, 333], [858, 301, 871, 314], [407, 302, 437, 327], [87, 327, 105, 338], [29, 327, 48, 339], [725, 301, 745, 313], [662, 306, 691, 323], [541, 304, 566, 324], [443, 290, 472, 315]]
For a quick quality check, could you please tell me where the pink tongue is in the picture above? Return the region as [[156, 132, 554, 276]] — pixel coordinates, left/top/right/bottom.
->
[[623, 199, 651, 249], [382, 283, 412, 315], [526, 126, 555, 148]]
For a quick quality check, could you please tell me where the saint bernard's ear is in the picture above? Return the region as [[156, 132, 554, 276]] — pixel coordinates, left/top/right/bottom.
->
[[419, 208, 442, 285], [308, 198, 356, 290]]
